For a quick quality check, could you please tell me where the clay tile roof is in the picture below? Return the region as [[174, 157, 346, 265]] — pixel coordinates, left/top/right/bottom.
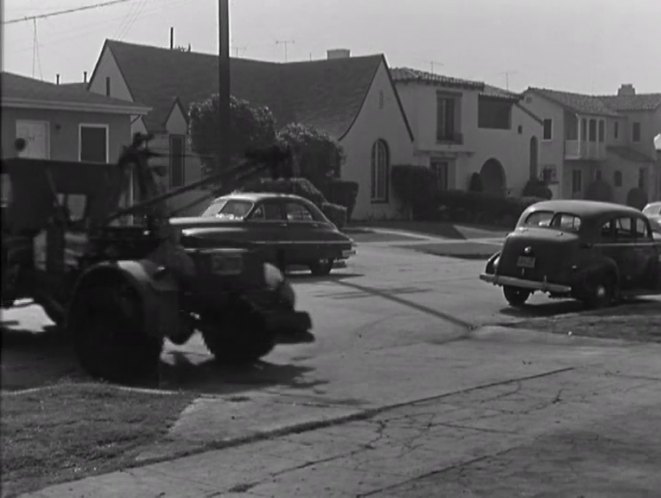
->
[[1, 71, 148, 114], [607, 146, 655, 163], [390, 67, 483, 90], [103, 40, 388, 139], [480, 84, 521, 101], [597, 94, 661, 112], [527, 87, 619, 117]]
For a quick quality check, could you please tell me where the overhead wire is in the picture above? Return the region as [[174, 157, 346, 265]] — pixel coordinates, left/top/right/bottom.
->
[[4, 0, 134, 25]]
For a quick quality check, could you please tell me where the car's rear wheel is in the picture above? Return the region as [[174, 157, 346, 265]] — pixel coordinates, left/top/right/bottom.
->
[[309, 258, 333, 276], [581, 273, 616, 309], [503, 286, 530, 307]]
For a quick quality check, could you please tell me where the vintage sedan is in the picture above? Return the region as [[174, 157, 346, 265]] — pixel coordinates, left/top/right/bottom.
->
[[480, 200, 661, 307], [643, 201, 661, 234], [171, 193, 355, 275]]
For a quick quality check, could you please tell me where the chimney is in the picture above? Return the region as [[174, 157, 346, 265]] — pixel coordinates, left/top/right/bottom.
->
[[327, 48, 350, 60], [618, 84, 635, 96], [170, 27, 174, 49], [56, 74, 60, 85], [83, 71, 88, 83]]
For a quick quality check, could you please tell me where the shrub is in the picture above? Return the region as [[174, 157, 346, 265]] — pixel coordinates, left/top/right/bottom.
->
[[239, 177, 326, 207], [468, 173, 484, 192], [391, 165, 437, 219], [319, 180, 359, 221], [626, 187, 648, 210], [522, 178, 553, 200], [321, 202, 347, 229], [585, 180, 614, 202], [436, 190, 543, 226]]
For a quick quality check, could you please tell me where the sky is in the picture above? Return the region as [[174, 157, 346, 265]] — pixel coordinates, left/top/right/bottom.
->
[[2, 0, 661, 94]]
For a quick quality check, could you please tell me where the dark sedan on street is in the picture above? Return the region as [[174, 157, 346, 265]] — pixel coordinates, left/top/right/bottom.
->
[[480, 200, 661, 308], [171, 193, 355, 275]]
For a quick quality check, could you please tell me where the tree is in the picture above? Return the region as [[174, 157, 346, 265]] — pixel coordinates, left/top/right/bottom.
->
[[276, 123, 345, 187], [189, 95, 277, 177]]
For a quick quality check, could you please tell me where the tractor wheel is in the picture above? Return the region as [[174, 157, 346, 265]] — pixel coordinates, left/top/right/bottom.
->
[[202, 299, 275, 364], [69, 280, 162, 383], [503, 286, 531, 307], [309, 258, 334, 276]]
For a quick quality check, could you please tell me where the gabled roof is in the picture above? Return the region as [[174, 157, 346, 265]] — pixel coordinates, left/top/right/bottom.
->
[[526, 87, 619, 117], [390, 67, 483, 90], [95, 40, 411, 140], [607, 146, 655, 163], [598, 94, 661, 112], [0, 71, 149, 115]]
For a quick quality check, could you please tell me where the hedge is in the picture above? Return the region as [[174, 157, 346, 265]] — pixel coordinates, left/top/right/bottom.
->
[[522, 178, 553, 200], [391, 165, 437, 219], [321, 202, 348, 229], [436, 190, 544, 226], [320, 180, 359, 221]]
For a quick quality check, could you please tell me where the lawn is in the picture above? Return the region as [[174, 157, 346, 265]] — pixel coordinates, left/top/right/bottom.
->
[[0, 383, 194, 497]]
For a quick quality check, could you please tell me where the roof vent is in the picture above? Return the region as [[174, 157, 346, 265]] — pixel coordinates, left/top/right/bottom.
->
[[327, 49, 350, 60], [618, 84, 635, 96]]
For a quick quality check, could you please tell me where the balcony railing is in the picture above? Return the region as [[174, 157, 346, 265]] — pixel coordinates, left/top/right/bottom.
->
[[564, 140, 606, 160]]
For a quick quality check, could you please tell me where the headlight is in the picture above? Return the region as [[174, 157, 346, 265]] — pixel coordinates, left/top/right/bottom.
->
[[263, 263, 284, 290]]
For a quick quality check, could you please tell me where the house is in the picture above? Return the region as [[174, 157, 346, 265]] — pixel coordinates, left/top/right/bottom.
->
[[521, 85, 661, 204], [1, 71, 149, 163], [391, 68, 543, 197], [86, 40, 415, 219]]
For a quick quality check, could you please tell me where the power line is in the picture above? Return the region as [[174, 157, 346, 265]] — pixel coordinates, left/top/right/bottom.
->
[[4, 0, 134, 25]]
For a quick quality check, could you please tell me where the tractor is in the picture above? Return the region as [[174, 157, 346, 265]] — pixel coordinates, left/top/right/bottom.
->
[[1, 134, 313, 383]]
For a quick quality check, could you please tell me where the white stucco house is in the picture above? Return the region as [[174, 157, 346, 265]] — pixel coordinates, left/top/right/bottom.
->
[[391, 68, 544, 197], [85, 40, 415, 219]]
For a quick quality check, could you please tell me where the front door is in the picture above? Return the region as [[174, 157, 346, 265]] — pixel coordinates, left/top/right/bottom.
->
[[16, 120, 50, 159], [283, 200, 322, 265], [245, 199, 287, 264]]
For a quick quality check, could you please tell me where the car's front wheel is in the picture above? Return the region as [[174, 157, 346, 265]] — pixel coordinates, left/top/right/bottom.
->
[[309, 258, 334, 276], [503, 286, 531, 307]]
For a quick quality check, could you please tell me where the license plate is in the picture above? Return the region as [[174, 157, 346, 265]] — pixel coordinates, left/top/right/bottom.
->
[[517, 256, 535, 268], [211, 254, 243, 275], [342, 249, 355, 258]]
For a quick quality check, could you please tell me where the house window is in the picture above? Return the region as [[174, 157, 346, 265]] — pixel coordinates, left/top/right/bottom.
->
[[378, 90, 385, 109], [581, 118, 587, 141], [614, 170, 622, 187], [370, 139, 389, 202], [436, 93, 459, 141], [542, 165, 557, 184], [170, 134, 185, 187], [614, 121, 619, 139], [633, 122, 641, 142], [598, 120, 604, 142], [542, 119, 553, 140], [518, 125, 523, 134], [430, 160, 449, 191], [105, 77, 110, 96], [572, 169, 582, 193], [79, 124, 108, 163], [589, 119, 596, 142], [639, 167, 648, 189], [478, 96, 511, 129]]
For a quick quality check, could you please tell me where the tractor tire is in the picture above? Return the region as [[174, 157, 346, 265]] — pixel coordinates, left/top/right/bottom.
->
[[309, 258, 334, 276], [202, 298, 275, 364], [503, 286, 531, 307], [69, 281, 162, 383]]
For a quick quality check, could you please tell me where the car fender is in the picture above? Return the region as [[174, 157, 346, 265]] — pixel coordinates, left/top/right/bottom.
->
[[573, 257, 620, 288], [70, 259, 180, 338], [484, 251, 501, 274]]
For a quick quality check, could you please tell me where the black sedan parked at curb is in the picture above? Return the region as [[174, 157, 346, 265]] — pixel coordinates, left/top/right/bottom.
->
[[480, 200, 661, 308], [171, 193, 356, 275]]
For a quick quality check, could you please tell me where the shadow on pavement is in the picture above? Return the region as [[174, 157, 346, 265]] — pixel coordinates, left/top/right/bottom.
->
[[499, 296, 656, 320], [287, 271, 364, 282]]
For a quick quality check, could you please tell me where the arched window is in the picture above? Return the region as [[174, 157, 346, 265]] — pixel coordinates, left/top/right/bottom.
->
[[371, 139, 389, 202]]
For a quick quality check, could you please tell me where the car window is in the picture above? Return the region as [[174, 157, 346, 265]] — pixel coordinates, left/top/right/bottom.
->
[[1, 173, 12, 207], [285, 202, 315, 222], [551, 214, 581, 232], [614, 217, 635, 241], [600, 220, 614, 241], [634, 217, 651, 240], [201, 200, 226, 217], [523, 211, 554, 228], [204, 199, 253, 220], [248, 201, 284, 221]]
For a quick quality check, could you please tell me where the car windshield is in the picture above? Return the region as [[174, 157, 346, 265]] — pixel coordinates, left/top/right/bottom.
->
[[201, 199, 254, 220], [523, 211, 582, 232], [643, 204, 661, 216]]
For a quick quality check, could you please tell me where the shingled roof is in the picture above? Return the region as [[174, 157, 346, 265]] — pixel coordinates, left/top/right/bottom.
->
[[96, 40, 400, 139], [598, 93, 661, 112], [1, 71, 148, 114], [527, 87, 619, 117], [390, 67, 483, 90]]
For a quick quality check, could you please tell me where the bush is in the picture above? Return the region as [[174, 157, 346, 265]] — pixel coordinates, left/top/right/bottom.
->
[[239, 177, 326, 207], [320, 180, 359, 221], [626, 187, 648, 210], [468, 173, 484, 192], [391, 165, 437, 219], [522, 178, 553, 200], [321, 202, 347, 229], [585, 180, 614, 202], [436, 190, 543, 226]]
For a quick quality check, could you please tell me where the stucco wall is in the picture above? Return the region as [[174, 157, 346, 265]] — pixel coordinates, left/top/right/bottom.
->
[[88, 48, 134, 102], [340, 62, 415, 220], [1, 107, 132, 162]]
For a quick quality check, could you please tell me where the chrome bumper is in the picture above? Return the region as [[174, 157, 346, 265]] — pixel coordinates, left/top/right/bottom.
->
[[479, 273, 572, 293]]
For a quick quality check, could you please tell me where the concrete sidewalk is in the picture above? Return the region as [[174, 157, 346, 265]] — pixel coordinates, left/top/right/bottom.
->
[[24, 328, 661, 497]]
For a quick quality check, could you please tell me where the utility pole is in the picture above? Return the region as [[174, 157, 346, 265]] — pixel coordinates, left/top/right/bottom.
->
[[275, 40, 295, 62], [218, 0, 230, 173]]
